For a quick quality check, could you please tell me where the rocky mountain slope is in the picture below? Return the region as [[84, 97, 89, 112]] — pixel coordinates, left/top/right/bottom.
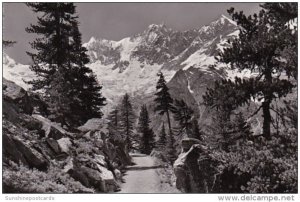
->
[[83, 15, 250, 108], [3, 78, 132, 193]]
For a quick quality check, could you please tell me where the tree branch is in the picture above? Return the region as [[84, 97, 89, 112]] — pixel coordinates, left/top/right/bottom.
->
[[247, 105, 263, 119]]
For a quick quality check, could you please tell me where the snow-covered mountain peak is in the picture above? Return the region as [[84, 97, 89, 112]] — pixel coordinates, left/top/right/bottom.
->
[[208, 14, 237, 27], [143, 22, 173, 41], [219, 14, 237, 25], [84, 37, 116, 48], [3, 52, 18, 67], [88, 36, 97, 43], [147, 22, 167, 30], [197, 14, 238, 41], [3, 14, 244, 115]]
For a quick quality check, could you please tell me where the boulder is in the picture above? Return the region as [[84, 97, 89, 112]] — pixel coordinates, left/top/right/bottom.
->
[[3, 78, 33, 114], [83, 131, 91, 139], [46, 138, 61, 154], [3, 133, 27, 165], [69, 154, 119, 192], [114, 169, 122, 179], [13, 137, 49, 171], [63, 158, 74, 173], [3, 100, 21, 124], [32, 115, 72, 140], [181, 138, 202, 152], [21, 115, 44, 134], [3, 133, 48, 171], [77, 118, 108, 132], [79, 166, 105, 191], [94, 154, 107, 167], [96, 164, 118, 192], [174, 144, 219, 193], [57, 137, 72, 153], [46, 126, 64, 140]]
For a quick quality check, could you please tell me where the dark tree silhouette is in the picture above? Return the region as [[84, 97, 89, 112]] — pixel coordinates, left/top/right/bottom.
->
[[26, 3, 106, 126], [120, 93, 135, 150], [138, 105, 155, 154], [154, 72, 175, 134], [216, 4, 296, 139]]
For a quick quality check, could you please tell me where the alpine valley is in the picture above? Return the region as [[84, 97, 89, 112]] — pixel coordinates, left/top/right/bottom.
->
[[3, 2, 298, 194]]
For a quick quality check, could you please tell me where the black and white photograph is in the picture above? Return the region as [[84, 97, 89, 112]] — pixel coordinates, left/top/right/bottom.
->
[[2, 1, 298, 197]]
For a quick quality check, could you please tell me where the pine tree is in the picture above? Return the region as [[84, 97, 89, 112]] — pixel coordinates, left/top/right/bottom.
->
[[138, 105, 155, 154], [172, 99, 194, 136], [217, 4, 296, 139], [203, 79, 248, 118], [157, 123, 167, 149], [262, 3, 297, 23], [107, 107, 122, 141], [26, 3, 76, 90], [67, 23, 106, 125], [26, 3, 106, 126], [154, 72, 175, 134], [120, 93, 135, 150], [108, 107, 120, 128]]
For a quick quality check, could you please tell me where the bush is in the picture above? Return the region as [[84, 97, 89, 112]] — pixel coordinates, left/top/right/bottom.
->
[[3, 161, 94, 193], [217, 128, 297, 193]]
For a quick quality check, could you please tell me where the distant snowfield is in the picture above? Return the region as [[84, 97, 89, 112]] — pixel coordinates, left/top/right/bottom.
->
[[87, 59, 176, 114], [3, 53, 177, 116], [3, 53, 33, 90]]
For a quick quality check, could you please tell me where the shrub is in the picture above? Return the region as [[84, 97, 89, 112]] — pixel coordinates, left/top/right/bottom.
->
[[3, 161, 94, 193]]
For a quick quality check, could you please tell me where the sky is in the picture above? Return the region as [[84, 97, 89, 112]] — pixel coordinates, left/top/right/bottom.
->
[[3, 3, 261, 64]]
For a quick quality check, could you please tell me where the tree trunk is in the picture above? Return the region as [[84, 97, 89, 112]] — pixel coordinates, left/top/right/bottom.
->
[[126, 107, 130, 150], [263, 67, 272, 140], [262, 101, 271, 140], [166, 109, 172, 134]]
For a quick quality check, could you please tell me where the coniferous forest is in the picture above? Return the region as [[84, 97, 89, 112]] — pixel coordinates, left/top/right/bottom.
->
[[2, 2, 298, 195]]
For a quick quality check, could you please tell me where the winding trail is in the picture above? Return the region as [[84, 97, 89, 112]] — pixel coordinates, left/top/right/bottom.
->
[[118, 153, 179, 193]]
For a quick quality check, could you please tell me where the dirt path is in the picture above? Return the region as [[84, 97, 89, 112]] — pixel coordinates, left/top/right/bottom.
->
[[118, 153, 180, 193]]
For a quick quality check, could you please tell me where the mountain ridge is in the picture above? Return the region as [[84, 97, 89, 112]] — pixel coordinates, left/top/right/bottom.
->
[[4, 15, 249, 116]]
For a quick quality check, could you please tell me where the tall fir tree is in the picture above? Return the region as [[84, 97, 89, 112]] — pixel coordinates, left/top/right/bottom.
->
[[107, 107, 122, 141], [154, 72, 175, 134], [26, 3, 76, 90], [157, 123, 167, 149], [217, 3, 296, 139], [26, 3, 106, 126], [67, 22, 106, 125], [172, 99, 194, 136], [120, 93, 135, 150], [108, 107, 120, 128], [138, 105, 155, 154]]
